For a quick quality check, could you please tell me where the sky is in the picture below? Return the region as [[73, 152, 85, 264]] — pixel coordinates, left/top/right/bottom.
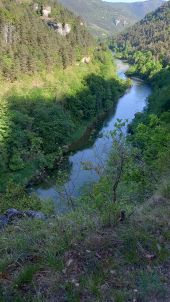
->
[[104, 0, 147, 2]]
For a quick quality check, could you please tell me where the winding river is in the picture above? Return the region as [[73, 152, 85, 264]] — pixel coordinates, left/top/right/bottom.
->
[[34, 60, 151, 212]]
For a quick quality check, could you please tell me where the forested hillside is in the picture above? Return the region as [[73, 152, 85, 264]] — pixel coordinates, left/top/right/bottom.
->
[[112, 1, 170, 115], [59, 0, 164, 37], [0, 0, 128, 192], [113, 1, 170, 65], [0, 0, 93, 80], [112, 1, 170, 194]]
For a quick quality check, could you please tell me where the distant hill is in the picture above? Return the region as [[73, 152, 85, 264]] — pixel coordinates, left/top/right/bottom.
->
[[58, 0, 164, 37], [114, 1, 170, 64]]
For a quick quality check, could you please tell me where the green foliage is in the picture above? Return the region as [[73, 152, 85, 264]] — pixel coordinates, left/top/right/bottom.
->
[[112, 3, 170, 204], [0, 0, 94, 80], [0, 48, 127, 192], [137, 271, 166, 300], [148, 68, 170, 114], [40, 198, 55, 215], [14, 264, 40, 289], [131, 115, 170, 171], [126, 51, 162, 79], [0, 185, 169, 301], [0, 183, 41, 213], [113, 1, 170, 65]]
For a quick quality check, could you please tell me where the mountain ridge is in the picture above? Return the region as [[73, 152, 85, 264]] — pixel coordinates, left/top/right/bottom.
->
[[114, 1, 170, 64], [58, 0, 165, 37]]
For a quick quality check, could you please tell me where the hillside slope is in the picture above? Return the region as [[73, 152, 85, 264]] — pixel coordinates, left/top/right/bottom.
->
[[0, 0, 93, 80], [0, 0, 128, 191], [58, 0, 164, 37], [114, 1, 170, 64]]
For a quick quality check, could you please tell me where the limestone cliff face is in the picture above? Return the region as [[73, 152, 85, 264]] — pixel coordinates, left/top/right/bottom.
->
[[32, 3, 71, 36], [47, 21, 71, 36], [53, 22, 71, 36], [41, 5, 52, 18], [3, 24, 15, 44], [81, 56, 91, 64], [113, 18, 129, 27]]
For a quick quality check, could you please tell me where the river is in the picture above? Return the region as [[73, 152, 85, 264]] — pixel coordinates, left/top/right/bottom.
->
[[34, 59, 151, 212]]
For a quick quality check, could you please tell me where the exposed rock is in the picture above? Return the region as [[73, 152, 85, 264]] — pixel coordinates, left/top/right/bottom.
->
[[3, 24, 15, 44], [41, 5, 51, 18], [47, 21, 71, 36], [81, 56, 91, 64], [33, 3, 39, 12], [123, 20, 128, 27], [0, 209, 45, 230], [24, 210, 45, 220], [114, 19, 120, 27], [6, 208, 24, 220], [0, 215, 9, 230]]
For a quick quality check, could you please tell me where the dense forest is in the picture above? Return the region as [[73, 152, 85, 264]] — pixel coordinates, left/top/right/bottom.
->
[[112, 1, 170, 116], [0, 0, 93, 80], [112, 1, 170, 65], [0, 0, 128, 192], [109, 2, 170, 210], [111, 2, 170, 178]]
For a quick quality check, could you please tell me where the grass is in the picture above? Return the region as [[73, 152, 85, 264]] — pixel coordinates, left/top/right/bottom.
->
[[0, 192, 169, 301], [13, 265, 40, 289]]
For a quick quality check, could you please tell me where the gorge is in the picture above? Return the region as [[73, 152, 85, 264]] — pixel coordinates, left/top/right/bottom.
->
[[34, 59, 151, 212]]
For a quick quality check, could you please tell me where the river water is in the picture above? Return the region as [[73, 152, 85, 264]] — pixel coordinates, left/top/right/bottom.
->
[[35, 60, 151, 212]]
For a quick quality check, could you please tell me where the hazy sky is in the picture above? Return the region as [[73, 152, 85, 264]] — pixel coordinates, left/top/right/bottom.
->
[[104, 0, 147, 2]]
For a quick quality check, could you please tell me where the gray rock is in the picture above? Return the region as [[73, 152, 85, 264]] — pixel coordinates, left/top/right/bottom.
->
[[6, 208, 24, 221], [24, 210, 46, 220], [0, 209, 46, 230], [0, 215, 9, 230]]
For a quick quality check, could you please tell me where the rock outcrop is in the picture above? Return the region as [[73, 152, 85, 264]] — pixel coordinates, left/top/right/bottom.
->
[[32, 3, 71, 36], [115, 19, 120, 27], [81, 56, 91, 64], [47, 21, 71, 36], [32, 3, 51, 18], [0, 208, 46, 230], [33, 3, 39, 12], [3, 24, 15, 44], [41, 5, 52, 18]]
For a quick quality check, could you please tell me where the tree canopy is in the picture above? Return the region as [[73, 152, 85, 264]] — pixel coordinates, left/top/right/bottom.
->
[[113, 1, 170, 65], [0, 0, 94, 80]]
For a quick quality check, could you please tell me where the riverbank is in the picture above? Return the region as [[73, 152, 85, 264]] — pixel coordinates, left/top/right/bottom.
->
[[0, 50, 128, 194], [33, 59, 151, 212]]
